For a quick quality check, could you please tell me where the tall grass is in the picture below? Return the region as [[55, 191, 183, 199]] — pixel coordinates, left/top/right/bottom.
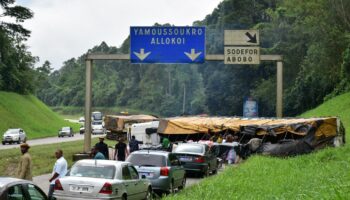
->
[[0, 91, 79, 139]]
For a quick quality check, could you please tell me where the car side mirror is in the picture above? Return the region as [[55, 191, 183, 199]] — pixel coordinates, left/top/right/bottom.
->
[[141, 175, 146, 179]]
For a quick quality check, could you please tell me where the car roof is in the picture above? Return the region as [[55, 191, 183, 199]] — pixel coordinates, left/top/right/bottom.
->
[[0, 177, 31, 188], [75, 159, 130, 167], [132, 150, 170, 156], [6, 128, 20, 131], [177, 143, 207, 147]]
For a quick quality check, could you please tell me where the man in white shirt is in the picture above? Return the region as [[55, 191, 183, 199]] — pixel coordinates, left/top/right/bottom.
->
[[48, 149, 68, 200]]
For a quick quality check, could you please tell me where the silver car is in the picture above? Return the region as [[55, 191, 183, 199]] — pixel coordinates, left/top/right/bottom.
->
[[92, 121, 105, 135], [0, 177, 48, 199], [53, 159, 152, 200], [126, 150, 186, 194], [58, 127, 74, 137], [2, 128, 27, 145]]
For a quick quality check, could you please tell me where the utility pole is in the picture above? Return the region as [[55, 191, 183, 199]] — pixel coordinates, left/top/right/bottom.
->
[[182, 84, 186, 114]]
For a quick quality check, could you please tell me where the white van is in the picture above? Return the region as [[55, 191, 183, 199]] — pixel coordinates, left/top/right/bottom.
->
[[129, 121, 160, 145]]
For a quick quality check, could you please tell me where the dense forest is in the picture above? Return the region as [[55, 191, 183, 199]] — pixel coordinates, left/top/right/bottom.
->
[[2, 0, 350, 117]]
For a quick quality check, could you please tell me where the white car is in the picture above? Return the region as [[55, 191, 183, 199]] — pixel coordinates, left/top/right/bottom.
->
[[92, 121, 105, 135], [53, 159, 152, 200], [2, 128, 27, 145]]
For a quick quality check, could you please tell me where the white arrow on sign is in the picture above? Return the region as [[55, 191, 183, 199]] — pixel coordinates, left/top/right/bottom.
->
[[184, 49, 202, 61], [133, 49, 151, 61]]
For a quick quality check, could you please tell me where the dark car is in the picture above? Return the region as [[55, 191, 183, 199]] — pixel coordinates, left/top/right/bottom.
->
[[172, 143, 218, 177], [0, 177, 48, 200], [126, 150, 186, 194]]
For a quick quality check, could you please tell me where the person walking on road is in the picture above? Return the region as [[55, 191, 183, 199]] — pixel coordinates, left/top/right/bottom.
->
[[16, 143, 33, 181], [114, 137, 128, 161], [95, 136, 109, 159], [129, 135, 140, 153], [48, 149, 67, 200]]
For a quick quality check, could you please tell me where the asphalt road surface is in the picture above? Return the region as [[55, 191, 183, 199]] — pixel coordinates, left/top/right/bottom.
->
[[0, 133, 100, 150]]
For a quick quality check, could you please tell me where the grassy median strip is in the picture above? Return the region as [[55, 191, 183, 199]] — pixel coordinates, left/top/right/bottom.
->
[[0, 138, 118, 177]]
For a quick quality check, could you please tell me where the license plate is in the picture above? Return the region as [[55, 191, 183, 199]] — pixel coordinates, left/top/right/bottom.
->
[[69, 185, 92, 193], [179, 157, 192, 162], [140, 172, 154, 178]]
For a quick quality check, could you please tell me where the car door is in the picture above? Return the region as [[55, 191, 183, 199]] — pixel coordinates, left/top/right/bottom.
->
[[23, 183, 47, 200], [122, 165, 138, 200], [128, 165, 147, 199], [168, 153, 184, 187], [206, 146, 217, 171], [5, 183, 28, 200], [19, 129, 25, 142]]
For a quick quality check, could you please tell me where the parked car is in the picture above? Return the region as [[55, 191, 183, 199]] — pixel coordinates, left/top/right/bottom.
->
[[79, 125, 85, 134], [0, 177, 48, 200], [92, 121, 104, 135], [2, 128, 27, 145], [126, 150, 186, 194], [53, 159, 152, 200], [58, 127, 74, 137], [172, 143, 218, 177]]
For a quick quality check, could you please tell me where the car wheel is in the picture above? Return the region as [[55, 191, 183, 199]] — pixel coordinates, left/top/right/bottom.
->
[[178, 176, 186, 190], [2, 142, 5, 145], [122, 194, 127, 200], [144, 187, 153, 200]]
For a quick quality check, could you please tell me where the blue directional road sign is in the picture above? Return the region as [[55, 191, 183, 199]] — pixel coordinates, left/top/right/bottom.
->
[[130, 26, 205, 64]]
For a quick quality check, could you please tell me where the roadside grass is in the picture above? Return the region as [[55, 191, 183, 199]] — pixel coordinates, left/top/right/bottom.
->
[[0, 91, 80, 139], [0, 138, 118, 177], [166, 92, 350, 200], [167, 146, 350, 199]]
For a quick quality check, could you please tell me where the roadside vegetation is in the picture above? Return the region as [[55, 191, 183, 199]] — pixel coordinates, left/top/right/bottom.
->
[[0, 138, 116, 176], [0, 92, 80, 139], [166, 92, 350, 200]]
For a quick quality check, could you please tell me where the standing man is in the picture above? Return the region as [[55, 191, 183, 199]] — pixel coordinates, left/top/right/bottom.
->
[[95, 136, 109, 159], [114, 137, 128, 161], [48, 149, 67, 200], [16, 143, 32, 181], [129, 135, 139, 153]]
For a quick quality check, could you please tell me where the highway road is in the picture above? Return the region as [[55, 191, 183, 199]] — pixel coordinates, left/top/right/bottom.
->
[[0, 133, 100, 150]]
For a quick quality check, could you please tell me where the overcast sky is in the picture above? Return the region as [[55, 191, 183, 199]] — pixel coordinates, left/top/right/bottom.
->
[[15, 0, 222, 70]]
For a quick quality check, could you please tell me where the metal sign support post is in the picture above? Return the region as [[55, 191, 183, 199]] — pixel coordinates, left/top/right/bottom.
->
[[83, 54, 283, 152], [84, 59, 92, 153]]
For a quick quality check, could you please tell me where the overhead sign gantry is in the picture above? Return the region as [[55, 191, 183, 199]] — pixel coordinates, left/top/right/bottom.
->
[[83, 27, 283, 153], [130, 26, 205, 63]]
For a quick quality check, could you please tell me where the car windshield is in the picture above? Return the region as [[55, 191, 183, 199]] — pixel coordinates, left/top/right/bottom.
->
[[92, 113, 102, 120], [127, 154, 166, 167], [5, 129, 19, 135], [70, 164, 115, 179], [62, 127, 70, 131], [174, 144, 204, 154]]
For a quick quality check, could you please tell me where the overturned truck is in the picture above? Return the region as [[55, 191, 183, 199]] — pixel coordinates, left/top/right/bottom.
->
[[157, 116, 345, 157], [104, 114, 158, 140]]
